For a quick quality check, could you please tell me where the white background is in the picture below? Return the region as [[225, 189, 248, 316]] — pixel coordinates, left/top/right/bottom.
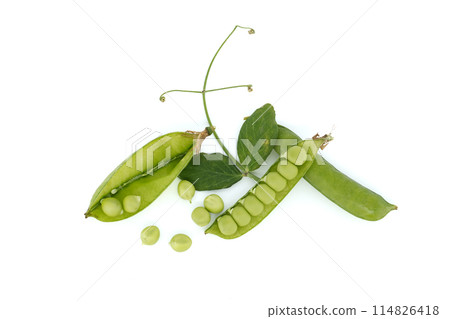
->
[[1, 0, 449, 318]]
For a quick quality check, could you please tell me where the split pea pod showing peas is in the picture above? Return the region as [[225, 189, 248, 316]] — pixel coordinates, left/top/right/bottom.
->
[[206, 136, 332, 239], [85, 129, 210, 222], [276, 125, 397, 221]]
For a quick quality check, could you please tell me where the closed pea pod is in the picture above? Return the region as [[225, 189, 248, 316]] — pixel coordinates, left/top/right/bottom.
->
[[276, 125, 397, 221], [206, 136, 331, 239], [85, 129, 210, 222]]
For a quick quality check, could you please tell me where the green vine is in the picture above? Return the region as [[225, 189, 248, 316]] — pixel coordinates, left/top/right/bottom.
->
[[161, 25, 259, 181]]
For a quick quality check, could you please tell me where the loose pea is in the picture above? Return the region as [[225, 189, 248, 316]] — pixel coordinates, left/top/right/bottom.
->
[[230, 206, 251, 227], [140, 225, 160, 245], [217, 215, 238, 235], [178, 180, 195, 202], [204, 194, 224, 214], [242, 195, 264, 216], [253, 184, 276, 205], [191, 207, 211, 227], [169, 234, 192, 252], [277, 161, 298, 180], [264, 172, 287, 192], [101, 198, 122, 217], [123, 195, 141, 213], [287, 145, 307, 166]]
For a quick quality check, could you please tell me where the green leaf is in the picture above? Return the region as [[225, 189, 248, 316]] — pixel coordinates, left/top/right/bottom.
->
[[237, 103, 278, 172], [179, 153, 243, 190]]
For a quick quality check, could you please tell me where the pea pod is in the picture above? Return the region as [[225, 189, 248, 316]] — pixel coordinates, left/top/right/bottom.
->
[[276, 125, 396, 221], [206, 136, 331, 239], [85, 129, 210, 222]]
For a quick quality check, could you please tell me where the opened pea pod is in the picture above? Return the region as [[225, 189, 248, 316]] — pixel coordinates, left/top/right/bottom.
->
[[85, 128, 210, 222], [206, 135, 332, 239]]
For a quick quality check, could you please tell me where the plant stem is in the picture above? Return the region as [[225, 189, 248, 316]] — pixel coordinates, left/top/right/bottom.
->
[[159, 84, 252, 102], [201, 25, 259, 181]]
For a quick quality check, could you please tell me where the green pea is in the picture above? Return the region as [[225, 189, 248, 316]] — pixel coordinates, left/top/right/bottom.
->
[[140, 225, 160, 245], [242, 195, 264, 216], [101, 198, 122, 217], [287, 145, 307, 166], [204, 194, 224, 214], [217, 215, 238, 235], [276, 161, 298, 180], [123, 195, 141, 213], [264, 172, 287, 192], [191, 207, 211, 227], [253, 184, 276, 205], [178, 180, 195, 202], [230, 206, 251, 227], [169, 234, 192, 252]]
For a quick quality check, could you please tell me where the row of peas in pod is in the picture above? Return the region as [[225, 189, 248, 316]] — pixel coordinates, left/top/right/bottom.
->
[[206, 138, 326, 239]]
